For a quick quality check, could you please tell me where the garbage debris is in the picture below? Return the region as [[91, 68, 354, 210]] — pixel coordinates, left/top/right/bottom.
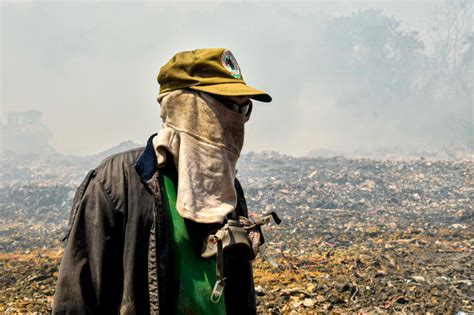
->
[[0, 151, 472, 313], [239, 152, 473, 313]]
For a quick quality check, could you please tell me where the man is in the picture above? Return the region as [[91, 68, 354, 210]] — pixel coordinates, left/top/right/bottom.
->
[[53, 48, 272, 314]]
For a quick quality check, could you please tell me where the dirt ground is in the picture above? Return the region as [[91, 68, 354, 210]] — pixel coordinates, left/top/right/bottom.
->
[[1, 155, 472, 314], [1, 223, 472, 314]]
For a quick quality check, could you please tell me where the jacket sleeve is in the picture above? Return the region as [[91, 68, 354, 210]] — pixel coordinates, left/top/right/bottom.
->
[[226, 178, 257, 315], [53, 169, 124, 314]]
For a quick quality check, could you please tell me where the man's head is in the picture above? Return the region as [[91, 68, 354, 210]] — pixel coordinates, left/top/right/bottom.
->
[[157, 48, 272, 104], [154, 49, 268, 223]]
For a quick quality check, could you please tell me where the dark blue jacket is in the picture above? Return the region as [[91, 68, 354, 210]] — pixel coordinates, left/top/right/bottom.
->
[[53, 134, 256, 314]]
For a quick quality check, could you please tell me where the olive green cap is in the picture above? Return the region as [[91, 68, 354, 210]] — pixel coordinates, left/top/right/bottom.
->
[[158, 48, 272, 103]]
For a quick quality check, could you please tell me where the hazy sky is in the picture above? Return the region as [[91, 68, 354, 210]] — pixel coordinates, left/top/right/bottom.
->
[[0, 0, 452, 156]]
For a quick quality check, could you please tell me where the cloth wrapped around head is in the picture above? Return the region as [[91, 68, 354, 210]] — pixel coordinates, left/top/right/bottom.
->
[[153, 89, 249, 223]]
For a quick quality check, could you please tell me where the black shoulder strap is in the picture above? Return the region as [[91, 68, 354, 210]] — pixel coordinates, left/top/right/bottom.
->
[[233, 178, 248, 218]]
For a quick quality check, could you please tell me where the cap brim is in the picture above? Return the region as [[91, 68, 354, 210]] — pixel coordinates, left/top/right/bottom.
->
[[190, 83, 272, 103]]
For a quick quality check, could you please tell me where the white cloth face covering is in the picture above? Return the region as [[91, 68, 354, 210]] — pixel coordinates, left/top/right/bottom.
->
[[154, 89, 249, 223]]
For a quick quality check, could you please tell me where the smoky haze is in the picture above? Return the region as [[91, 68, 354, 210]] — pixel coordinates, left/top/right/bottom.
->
[[1, 1, 472, 157]]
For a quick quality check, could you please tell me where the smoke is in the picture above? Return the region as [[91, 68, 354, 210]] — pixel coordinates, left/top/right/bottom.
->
[[1, 1, 471, 156]]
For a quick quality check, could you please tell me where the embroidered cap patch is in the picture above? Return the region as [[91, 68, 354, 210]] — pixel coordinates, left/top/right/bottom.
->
[[221, 50, 242, 79]]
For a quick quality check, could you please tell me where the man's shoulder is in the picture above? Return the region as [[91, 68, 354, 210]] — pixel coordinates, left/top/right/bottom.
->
[[91, 147, 146, 190], [76, 147, 149, 212], [96, 147, 146, 172]]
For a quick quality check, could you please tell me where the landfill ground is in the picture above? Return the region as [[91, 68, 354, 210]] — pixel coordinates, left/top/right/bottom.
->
[[1, 151, 473, 314]]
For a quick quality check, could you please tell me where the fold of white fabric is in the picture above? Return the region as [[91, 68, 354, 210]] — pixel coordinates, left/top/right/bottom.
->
[[153, 89, 248, 223]]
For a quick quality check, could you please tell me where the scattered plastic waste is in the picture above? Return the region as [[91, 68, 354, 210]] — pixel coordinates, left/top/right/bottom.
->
[[1, 151, 473, 313]]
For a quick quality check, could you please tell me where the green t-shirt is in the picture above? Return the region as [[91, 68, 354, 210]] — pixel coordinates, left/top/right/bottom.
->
[[160, 162, 226, 315]]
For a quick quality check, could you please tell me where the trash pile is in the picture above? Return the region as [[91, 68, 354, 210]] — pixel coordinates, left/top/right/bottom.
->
[[0, 154, 95, 188], [238, 152, 473, 313], [0, 151, 472, 313], [1, 250, 62, 314], [0, 185, 75, 251]]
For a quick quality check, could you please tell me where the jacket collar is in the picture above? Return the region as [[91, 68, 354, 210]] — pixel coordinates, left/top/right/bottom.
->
[[135, 133, 158, 182]]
